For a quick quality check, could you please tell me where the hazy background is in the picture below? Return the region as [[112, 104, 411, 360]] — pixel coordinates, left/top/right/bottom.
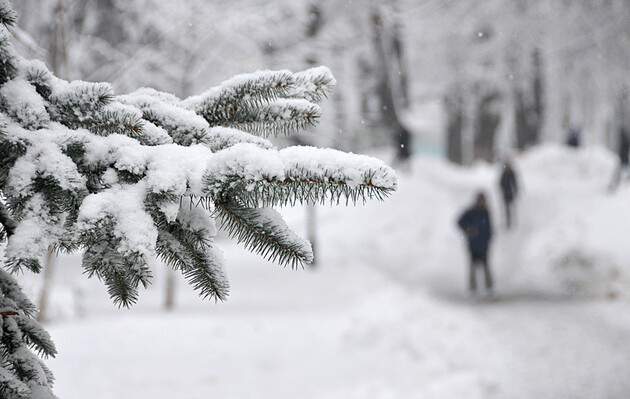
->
[[10, 1, 630, 398]]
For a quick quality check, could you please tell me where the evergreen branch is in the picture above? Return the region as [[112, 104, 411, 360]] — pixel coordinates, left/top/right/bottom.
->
[[205, 127, 274, 152], [10, 349, 46, 385], [205, 147, 397, 208], [37, 360, 55, 386], [155, 225, 229, 301], [4, 189, 73, 275], [1, 315, 21, 353], [14, 317, 56, 358], [0, 30, 17, 85], [80, 219, 153, 308], [57, 107, 144, 137], [156, 230, 229, 301], [0, 201, 15, 238], [0, 136, 28, 188], [8, 175, 83, 218], [214, 198, 313, 268], [1, 317, 44, 394], [3, 258, 40, 274], [185, 70, 294, 125], [215, 172, 394, 208], [82, 241, 144, 308], [142, 109, 207, 146], [0, 270, 36, 316], [136, 103, 207, 146], [1, 103, 48, 130], [137, 120, 173, 146], [146, 194, 229, 301], [106, 268, 140, 308], [22, 60, 53, 100], [288, 66, 336, 103], [0, 367, 30, 399], [0, 1, 16, 28], [49, 81, 114, 115], [226, 99, 321, 137], [0, 79, 50, 129]]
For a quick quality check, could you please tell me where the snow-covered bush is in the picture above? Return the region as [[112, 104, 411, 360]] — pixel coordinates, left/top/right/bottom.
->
[[0, 2, 397, 397]]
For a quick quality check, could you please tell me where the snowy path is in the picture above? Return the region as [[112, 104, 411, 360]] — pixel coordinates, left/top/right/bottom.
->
[[43, 147, 630, 398], [46, 251, 630, 399]]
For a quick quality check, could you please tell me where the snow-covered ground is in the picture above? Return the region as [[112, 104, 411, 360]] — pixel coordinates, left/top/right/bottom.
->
[[27, 145, 630, 398]]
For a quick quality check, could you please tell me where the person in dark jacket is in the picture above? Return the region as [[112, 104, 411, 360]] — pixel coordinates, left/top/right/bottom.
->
[[566, 126, 581, 148], [499, 160, 519, 229], [457, 192, 494, 294], [609, 127, 630, 192]]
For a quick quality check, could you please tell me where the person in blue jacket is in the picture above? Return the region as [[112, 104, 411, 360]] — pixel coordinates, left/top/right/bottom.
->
[[457, 192, 494, 293]]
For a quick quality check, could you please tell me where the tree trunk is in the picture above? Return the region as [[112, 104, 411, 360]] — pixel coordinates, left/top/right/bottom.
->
[[514, 48, 545, 150], [163, 36, 198, 310], [94, 0, 126, 46], [49, 0, 68, 80], [306, 204, 317, 267], [301, 3, 325, 267], [164, 269, 176, 311], [445, 87, 465, 164], [370, 6, 412, 163], [37, 247, 56, 322], [474, 90, 501, 162], [531, 48, 544, 145], [38, 0, 68, 322]]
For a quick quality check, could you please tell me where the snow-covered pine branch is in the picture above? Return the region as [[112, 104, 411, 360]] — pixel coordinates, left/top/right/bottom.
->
[[0, 267, 56, 399], [0, 1, 396, 396], [214, 198, 314, 269], [288, 66, 336, 103], [205, 145, 396, 208], [0, 73, 396, 284], [204, 127, 274, 152], [0, 1, 15, 29], [223, 98, 321, 137], [183, 70, 295, 126], [183, 66, 335, 136], [48, 82, 144, 137], [0, 52, 396, 291], [118, 90, 207, 146]]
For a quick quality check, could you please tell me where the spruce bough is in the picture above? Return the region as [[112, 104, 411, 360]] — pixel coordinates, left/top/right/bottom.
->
[[0, 2, 397, 397]]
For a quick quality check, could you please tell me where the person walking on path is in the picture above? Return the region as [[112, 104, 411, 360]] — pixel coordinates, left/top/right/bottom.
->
[[457, 192, 494, 294], [609, 127, 630, 192], [566, 126, 582, 148], [499, 160, 519, 229]]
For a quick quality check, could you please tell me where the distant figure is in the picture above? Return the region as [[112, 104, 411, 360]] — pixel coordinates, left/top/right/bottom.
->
[[457, 192, 494, 294], [566, 126, 581, 148], [393, 123, 412, 168], [498, 160, 519, 229], [609, 126, 630, 192]]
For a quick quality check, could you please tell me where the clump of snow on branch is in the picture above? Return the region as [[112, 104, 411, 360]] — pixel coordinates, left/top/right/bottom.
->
[[0, 78, 49, 129]]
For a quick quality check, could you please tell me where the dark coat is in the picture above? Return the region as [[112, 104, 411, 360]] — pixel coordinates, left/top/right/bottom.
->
[[458, 205, 493, 259], [499, 166, 518, 202], [566, 128, 581, 148], [619, 129, 630, 166]]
